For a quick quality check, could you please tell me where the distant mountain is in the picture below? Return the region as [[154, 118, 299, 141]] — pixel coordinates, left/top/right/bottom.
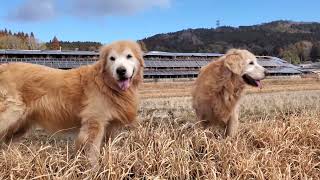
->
[[140, 21, 320, 63]]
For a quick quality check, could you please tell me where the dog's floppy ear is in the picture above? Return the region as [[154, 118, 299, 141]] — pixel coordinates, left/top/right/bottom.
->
[[133, 42, 145, 68], [98, 44, 111, 73], [132, 42, 145, 86], [137, 53, 145, 68], [224, 49, 246, 75]]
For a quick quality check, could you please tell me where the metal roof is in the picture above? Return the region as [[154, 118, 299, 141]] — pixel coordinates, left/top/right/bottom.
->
[[144, 70, 198, 76], [266, 67, 302, 74]]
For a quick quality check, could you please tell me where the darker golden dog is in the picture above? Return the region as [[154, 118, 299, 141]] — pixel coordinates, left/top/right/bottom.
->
[[192, 49, 266, 137]]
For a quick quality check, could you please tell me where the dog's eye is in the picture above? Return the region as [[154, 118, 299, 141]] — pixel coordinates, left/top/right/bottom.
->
[[110, 56, 116, 61], [127, 54, 132, 59], [249, 61, 254, 65]]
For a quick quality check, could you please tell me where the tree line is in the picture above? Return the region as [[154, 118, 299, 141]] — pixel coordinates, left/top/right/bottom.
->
[[0, 29, 44, 50], [45, 37, 102, 51], [0, 29, 102, 51]]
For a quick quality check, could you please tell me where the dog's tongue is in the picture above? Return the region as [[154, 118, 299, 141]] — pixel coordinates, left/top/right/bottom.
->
[[256, 80, 262, 89], [118, 79, 130, 91]]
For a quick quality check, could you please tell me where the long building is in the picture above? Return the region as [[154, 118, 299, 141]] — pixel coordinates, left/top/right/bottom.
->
[[0, 49, 309, 79]]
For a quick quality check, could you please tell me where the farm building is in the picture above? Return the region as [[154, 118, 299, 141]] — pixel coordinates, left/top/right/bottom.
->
[[0, 49, 309, 79]]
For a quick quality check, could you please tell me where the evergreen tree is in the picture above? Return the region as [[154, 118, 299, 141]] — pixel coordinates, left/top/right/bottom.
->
[[51, 36, 60, 50]]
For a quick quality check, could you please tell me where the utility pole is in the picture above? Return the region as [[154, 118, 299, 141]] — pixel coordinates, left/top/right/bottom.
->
[[216, 20, 220, 28]]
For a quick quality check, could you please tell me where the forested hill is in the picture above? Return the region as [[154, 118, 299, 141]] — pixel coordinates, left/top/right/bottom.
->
[[140, 21, 320, 64]]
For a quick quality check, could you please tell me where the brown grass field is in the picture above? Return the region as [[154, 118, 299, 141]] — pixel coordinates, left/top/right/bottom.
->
[[1, 78, 320, 179]]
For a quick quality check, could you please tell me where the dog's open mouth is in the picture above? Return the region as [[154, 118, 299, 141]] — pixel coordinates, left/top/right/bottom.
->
[[242, 74, 262, 88], [117, 78, 131, 91]]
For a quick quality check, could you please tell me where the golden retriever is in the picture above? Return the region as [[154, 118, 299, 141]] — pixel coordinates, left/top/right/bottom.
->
[[192, 49, 266, 137], [0, 40, 144, 164]]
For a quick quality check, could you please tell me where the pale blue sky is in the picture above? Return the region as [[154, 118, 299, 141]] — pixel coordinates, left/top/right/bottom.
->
[[0, 0, 319, 43]]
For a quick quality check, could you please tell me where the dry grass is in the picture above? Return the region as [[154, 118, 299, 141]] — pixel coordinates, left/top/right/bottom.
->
[[1, 79, 320, 179], [140, 78, 320, 98]]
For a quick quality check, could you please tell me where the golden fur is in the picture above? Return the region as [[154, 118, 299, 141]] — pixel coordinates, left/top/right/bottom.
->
[[0, 40, 144, 164], [192, 49, 266, 137]]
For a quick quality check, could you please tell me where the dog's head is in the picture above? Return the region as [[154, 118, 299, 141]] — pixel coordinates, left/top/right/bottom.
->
[[99, 40, 145, 91], [224, 49, 266, 88]]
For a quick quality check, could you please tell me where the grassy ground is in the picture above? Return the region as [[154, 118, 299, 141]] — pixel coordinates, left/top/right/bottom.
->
[[1, 78, 320, 179], [140, 78, 320, 98]]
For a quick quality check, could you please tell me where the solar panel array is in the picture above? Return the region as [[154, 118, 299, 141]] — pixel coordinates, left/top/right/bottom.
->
[[144, 51, 223, 59], [144, 70, 198, 76], [0, 58, 96, 69], [267, 67, 302, 74], [257, 60, 282, 67], [0, 56, 304, 78], [145, 59, 211, 68]]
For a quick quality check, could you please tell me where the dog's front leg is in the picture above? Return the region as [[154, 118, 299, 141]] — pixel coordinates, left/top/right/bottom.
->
[[226, 103, 240, 137], [76, 119, 104, 166]]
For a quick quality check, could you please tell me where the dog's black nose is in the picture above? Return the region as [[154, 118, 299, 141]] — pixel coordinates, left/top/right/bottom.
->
[[116, 67, 127, 77]]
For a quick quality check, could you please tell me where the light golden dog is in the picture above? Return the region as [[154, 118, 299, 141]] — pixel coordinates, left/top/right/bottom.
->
[[0, 40, 144, 164], [192, 49, 266, 137]]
